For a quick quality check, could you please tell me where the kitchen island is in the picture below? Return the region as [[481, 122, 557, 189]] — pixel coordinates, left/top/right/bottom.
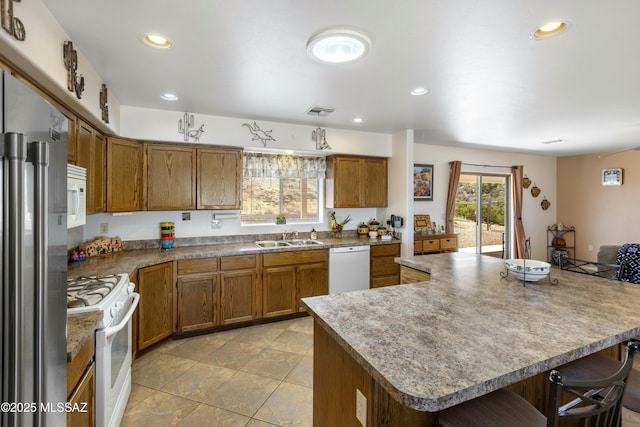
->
[[302, 253, 640, 426]]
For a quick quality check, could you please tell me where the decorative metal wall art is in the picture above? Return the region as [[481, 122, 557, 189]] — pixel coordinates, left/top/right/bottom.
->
[[63, 41, 85, 99], [99, 84, 109, 123], [312, 127, 331, 150], [1, 0, 25, 41], [242, 121, 276, 147], [178, 113, 204, 141]]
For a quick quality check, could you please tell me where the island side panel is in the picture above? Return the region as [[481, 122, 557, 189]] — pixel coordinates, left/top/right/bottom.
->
[[314, 322, 436, 427]]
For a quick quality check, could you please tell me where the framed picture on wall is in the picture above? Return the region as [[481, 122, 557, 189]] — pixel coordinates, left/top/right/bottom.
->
[[602, 168, 623, 186], [413, 164, 434, 201]]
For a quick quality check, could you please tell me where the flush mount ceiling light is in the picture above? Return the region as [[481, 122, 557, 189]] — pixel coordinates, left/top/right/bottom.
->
[[532, 20, 569, 40], [410, 87, 429, 96], [352, 117, 364, 123], [143, 33, 173, 49], [307, 28, 371, 63], [161, 93, 178, 101]]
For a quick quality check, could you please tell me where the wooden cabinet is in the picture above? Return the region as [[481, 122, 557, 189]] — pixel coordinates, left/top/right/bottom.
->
[[326, 155, 388, 208], [370, 243, 401, 288], [145, 144, 196, 210], [137, 262, 174, 350], [413, 233, 458, 255], [219, 255, 259, 325], [197, 147, 242, 209], [74, 119, 106, 213], [106, 137, 143, 212], [67, 337, 95, 427], [262, 249, 328, 317], [176, 258, 219, 332]]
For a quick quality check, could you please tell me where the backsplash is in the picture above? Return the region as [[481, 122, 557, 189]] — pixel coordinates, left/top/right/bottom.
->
[[69, 208, 387, 249]]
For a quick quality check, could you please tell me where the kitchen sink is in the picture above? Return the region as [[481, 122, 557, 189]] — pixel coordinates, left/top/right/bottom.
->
[[284, 239, 324, 246], [254, 239, 324, 249], [255, 240, 292, 248]]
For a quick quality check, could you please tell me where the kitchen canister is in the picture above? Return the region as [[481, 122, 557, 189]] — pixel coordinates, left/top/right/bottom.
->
[[160, 222, 175, 249]]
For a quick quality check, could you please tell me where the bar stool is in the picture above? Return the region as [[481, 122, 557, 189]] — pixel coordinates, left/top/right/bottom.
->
[[438, 341, 640, 427], [559, 350, 640, 413]]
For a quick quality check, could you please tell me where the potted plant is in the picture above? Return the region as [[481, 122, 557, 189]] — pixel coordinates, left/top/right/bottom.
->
[[276, 213, 286, 224]]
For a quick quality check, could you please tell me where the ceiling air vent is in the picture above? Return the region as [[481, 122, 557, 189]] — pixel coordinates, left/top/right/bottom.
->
[[306, 105, 335, 116]]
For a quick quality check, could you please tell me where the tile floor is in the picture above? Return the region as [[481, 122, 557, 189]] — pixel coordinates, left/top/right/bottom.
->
[[122, 316, 314, 427], [121, 315, 640, 427]]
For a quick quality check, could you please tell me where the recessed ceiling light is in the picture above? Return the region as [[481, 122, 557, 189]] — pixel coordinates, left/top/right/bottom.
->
[[307, 28, 371, 63], [161, 93, 178, 101], [411, 87, 429, 96], [352, 117, 364, 123], [143, 33, 173, 49], [532, 20, 569, 40]]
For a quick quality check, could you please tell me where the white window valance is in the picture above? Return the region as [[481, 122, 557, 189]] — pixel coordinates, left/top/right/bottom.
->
[[243, 152, 326, 179]]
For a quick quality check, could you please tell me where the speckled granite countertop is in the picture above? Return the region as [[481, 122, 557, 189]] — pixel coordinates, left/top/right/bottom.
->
[[302, 253, 640, 412], [66, 236, 400, 363], [67, 236, 399, 279], [67, 311, 101, 361]]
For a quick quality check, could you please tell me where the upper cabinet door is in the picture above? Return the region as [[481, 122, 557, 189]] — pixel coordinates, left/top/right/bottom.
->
[[363, 157, 387, 207], [75, 119, 106, 214], [197, 148, 242, 210], [326, 155, 388, 208], [146, 144, 197, 210], [106, 137, 143, 212], [333, 157, 363, 208]]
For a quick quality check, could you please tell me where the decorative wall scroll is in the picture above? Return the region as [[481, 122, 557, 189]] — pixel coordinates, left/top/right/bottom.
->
[[242, 121, 276, 147], [99, 84, 109, 123], [1, 0, 25, 41], [178, 113, 204, 141], [312, 127, 331, 150], [63, 41, 85, 99]]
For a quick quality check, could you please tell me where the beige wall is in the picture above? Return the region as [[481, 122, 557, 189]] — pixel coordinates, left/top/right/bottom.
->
[[557, 150, 640, 261]]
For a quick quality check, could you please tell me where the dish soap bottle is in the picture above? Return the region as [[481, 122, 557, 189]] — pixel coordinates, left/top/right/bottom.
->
[[310, 228, 317, 240]]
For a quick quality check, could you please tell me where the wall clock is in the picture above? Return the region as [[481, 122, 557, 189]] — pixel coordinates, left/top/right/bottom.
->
[[601, 168, 623, 186]]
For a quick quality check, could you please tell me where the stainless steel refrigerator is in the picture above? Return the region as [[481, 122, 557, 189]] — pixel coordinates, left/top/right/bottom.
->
[[1, 71, 68, 426]]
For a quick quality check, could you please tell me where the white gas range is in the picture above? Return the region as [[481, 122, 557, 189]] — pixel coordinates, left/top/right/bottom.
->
[[67, 273, 140, 427]]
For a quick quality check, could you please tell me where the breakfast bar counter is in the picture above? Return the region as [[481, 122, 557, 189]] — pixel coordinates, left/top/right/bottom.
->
[[302, 253, 640, 425]]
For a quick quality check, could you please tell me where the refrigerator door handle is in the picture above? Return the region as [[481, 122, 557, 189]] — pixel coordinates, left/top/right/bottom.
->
[[2, 133, 27, 424], [28, 140, 49, 427]]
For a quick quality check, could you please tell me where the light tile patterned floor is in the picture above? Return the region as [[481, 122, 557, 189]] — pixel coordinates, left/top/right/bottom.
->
[[122, 317, 314, 427], [121, 315, 640, 426]]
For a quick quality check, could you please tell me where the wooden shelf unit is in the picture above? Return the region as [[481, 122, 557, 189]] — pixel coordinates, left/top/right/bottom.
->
[[413, 233, 459, 255]]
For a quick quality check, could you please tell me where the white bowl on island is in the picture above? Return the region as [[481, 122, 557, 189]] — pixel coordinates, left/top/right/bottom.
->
[[504, 259, 551, 282]]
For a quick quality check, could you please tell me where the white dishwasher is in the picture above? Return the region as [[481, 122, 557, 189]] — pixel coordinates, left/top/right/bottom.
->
[[329, 246, 371, 294]]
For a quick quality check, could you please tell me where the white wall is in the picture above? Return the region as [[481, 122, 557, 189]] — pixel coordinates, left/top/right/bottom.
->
[[0, 0, 120, 134], [385, 130, 413, 256], [413, 144, 557, 261], [120, 106, 392, 156]]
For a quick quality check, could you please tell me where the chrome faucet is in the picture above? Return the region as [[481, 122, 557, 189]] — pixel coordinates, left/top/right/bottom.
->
[[281, 230, 299, 240]]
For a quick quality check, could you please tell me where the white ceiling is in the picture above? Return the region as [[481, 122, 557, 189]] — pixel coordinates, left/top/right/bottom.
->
[[41, 0, 640, 156]]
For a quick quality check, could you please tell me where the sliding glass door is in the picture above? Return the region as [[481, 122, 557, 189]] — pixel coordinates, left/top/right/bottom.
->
[[455, 174, 510, 258]]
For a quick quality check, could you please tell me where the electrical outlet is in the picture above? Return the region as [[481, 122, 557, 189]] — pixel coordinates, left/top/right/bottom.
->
[[588, 244, 593, 251], [100, 223, 109, 234], [356, 389, 367, 426]]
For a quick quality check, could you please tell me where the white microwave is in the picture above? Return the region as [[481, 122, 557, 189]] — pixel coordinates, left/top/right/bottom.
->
[[67, 164, 87, 228]]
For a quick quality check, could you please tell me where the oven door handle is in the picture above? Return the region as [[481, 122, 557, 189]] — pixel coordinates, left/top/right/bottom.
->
[[102, 293, 140, 339]]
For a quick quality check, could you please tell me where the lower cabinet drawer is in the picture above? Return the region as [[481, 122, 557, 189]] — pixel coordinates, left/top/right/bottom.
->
[[422, 239, 440, 252], [441, 238, 457, 250]]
